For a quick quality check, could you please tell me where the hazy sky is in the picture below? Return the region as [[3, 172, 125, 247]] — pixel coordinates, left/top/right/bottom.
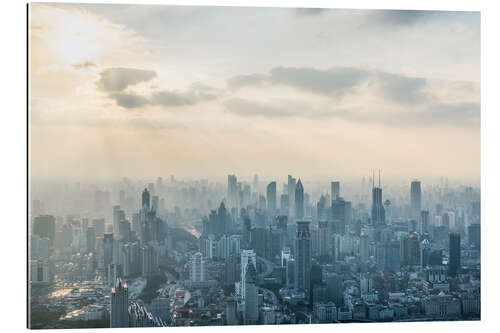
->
[[30, 4, 480, 183]]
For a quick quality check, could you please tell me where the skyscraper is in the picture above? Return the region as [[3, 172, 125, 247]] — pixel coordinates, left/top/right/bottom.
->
[[288, 175, 296, 218], [86, 226, 96, 253], [318, 220, 330, 261], [142, 188, 150, 210], [295, 179, 304, 220], [244, 261, 258, 324], [266, 181, 277, 212], [331, 181, 340, 200], [227, 175, 238, 209], [33, 215, 56, 246], [326, 273, 344, 307], [421, 210, 430, 234], [190, 252, 206, 282], [111, 278, 129, 328], [309, 264, 323, 303], [449, 233, 461, 277], [371, 172, 385, 226], [151, 195, 159, 213], [113, 205, 125, 235], [331, 197, 351, 235], [468, 224, 481, 250], [295, 221, 311, 292], [240, 249, 257, 298], [411, 180, 422, 223], [103, 233, 114, 267]]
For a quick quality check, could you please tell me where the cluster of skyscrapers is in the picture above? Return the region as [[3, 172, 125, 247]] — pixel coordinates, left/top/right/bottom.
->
[[29, 173, 480, 328]]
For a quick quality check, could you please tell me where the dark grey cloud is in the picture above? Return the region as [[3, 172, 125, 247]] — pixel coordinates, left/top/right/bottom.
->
[[370, 10, 434, 26], [375, 72, 430, 104], [97, 68, 157, 92], [72, 61, 97, 70], [151, 82, 219, 107], [111, 92, 150, 109], [228, 67, 427, 103], [106, 80, 219, 109], [269, 66, 369, 97], [293, 8, 327, 17], [366, 10, 479, 28]]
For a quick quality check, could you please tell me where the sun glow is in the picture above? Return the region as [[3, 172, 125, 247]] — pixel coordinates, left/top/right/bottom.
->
[[51, 15, 101, 65]]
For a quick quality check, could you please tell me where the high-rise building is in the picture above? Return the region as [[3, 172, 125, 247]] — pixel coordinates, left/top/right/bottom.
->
[[318, 220, 330, 261], [468, 224, 481, 250], [251, 227, 270, 259], [449, 233, 461, 277], [359, 234, 369, 262], [151, 195, 159, 213], [93, 218, 105, 237], [113, 206, 125, 235], [33, 215, 56, 246], [266, 181, 277, 212], [141, 244, 158, 277], [103, 233, 114, 267], [331, 198, 351, 235], [331, 181, 340, 200], [295, 179, 304, 220], [294, 221, 311, 292], [326, 273, 344, 307], [288, 175, 296, 218], [86, 226, 96, 253], [376, 241, 400, 272], [240, 249, 257, 298], [244, 261, 258, 324], [190, 252, 206, 282], [421, 210, 430, 234], [371, 173, 385, 225], [225, 297, 239, 325], [410, 180, 422, 223], [384, 200, 392, 224], [227, 175, 238, 209], [400, 232, 420, 266], [420, 239, 431, 267], [280, 194, 289, 215], [310, 264, 323, 303], [111, 278, 129, 328], [142, 188, 150, 210]]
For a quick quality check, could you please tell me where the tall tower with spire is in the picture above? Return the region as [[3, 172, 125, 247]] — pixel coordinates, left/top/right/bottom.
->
[[371, 170, 386, 225], [111, 278, 129, 328], [295, 179, 304, 220]]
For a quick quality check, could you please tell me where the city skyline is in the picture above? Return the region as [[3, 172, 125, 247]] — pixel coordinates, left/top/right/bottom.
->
[[28, 3, 481, 329], [30, 4, 480, 182]]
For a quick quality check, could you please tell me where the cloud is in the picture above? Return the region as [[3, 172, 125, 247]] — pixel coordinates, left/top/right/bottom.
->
[[227, 74, 267, 90], [151, 82, 219, 106], [374, 72, 430, 104], [72, 61, 97, 70], [224, 97, 479, 128], [105, 80, 220, 109], [369, 10, 434, 26], [228, 66, 428, 103], [97, 67, 157, 92], [293, 8, 327, 17], [110, 92, 150, 109], [269, 66, 369, 97]]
